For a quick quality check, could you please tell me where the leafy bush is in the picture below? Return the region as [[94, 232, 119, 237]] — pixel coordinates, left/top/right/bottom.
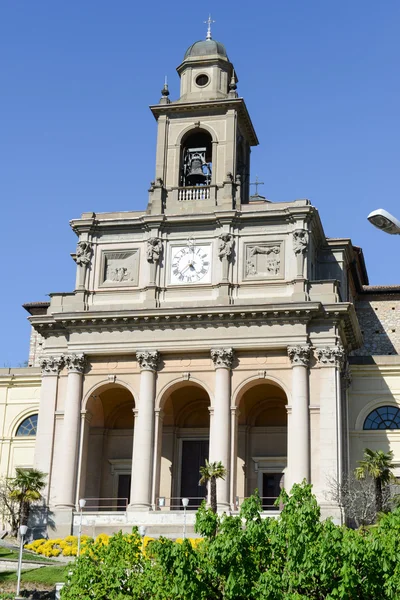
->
[[60, 483, 400, 599]]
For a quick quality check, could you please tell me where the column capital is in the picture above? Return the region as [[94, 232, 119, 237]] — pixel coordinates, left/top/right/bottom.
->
[[65, 353, 86, 374], [211, 347, 234, 369], [315, 345, 345, 368], [136, 350, 160, 371], [40, 355, 64, 376], [287, 345, 310, 367]]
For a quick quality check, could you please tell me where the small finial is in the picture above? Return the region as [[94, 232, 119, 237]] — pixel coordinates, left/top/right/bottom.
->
[[229, 69, 238, 97], [204, 14, 215, 40], [160, 75, 170, 104]]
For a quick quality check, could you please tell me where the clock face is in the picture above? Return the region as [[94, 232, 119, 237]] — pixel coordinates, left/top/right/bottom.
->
[[170, 244, 212, 284]]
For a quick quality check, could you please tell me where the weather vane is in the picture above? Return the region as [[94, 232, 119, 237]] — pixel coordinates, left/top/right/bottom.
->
[[204, 14, 215, 40]]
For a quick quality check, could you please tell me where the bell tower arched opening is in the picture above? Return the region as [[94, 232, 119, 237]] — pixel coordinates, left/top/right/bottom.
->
[[180, 129, 212, 188]]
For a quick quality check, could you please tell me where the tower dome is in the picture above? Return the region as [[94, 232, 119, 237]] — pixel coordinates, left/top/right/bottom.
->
[[184, 39, 228, 60]]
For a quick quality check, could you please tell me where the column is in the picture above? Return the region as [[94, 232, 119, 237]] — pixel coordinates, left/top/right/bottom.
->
[[129, 351, 159, 510], [210, 347, 233, 511], [151, 409, 164, 510], [34, 355, 64, 503], [316, 346, 345, 492], [287, 345, 310, 491], [229, 406, 239, 510], [56, 354, 86, 508], [75, 411, 92, 505]]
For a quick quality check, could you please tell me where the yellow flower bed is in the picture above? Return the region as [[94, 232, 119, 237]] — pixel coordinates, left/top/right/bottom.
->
[[25, 533, 202, 557]]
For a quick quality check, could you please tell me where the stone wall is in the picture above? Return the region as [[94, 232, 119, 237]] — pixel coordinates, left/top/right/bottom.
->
[[28, 326, 44, 367], [353, 289, 400, 356]]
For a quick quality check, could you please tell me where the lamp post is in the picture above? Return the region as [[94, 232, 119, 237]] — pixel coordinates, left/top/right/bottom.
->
[[77, 498, 86, 557], [367, 208, 400, 235], [16, 524, 28, 598], [181, 497, 189, 539], [138, 525, 147, 554]]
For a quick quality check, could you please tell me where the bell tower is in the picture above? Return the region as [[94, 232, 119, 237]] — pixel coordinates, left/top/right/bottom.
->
[[147, 23, 259, 215]]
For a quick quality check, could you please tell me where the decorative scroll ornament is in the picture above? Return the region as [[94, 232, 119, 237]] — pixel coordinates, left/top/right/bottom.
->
[[211, 347, 234, 369], [218, 233, 234, 261], [40, 355, 64, 376], [136, 350, 159, 371], [293, 229, 309, 255], [287, 345, 311, 367], [75, 241, 93, 266], [315, 345, 345, 369], [65, 353, 86, 374], [146, 238, 162, 264]]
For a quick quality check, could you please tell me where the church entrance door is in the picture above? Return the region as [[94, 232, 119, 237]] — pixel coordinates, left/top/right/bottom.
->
[[180, 440, 209, 509], [117, 474, 131, 510]]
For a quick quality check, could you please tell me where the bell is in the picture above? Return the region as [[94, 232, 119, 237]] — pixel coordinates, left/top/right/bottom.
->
[[184, 147, 210, 186]]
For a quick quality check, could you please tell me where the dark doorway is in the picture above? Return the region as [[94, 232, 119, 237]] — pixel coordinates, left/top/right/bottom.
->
[[117, 474, 131, 511], [180, 440, 209, 509], [262, 473, 282, 510]]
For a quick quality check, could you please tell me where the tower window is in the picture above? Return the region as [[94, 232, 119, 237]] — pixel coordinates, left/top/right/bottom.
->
[[195, 74, 209, 87]]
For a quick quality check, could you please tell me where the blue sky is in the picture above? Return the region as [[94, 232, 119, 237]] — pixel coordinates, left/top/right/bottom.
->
[[1, 1, 400, 366]]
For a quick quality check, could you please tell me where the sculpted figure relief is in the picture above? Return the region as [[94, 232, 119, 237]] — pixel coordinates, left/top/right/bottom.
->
[[218, 233, 234, 260], [75, 241, 93, 266], [293, 229, 309, 255], [246, 245, 280, 276], [147, 238, 162, 264]]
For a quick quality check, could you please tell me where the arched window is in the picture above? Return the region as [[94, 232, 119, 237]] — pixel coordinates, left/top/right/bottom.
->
[[16, 414, 38, 437], [180, 129, 212, 188], [363, 406, 400, 430]]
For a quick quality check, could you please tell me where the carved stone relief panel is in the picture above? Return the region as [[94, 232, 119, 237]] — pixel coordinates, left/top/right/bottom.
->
[[99, 250, 140, 287], [243, 242, 283, 280]]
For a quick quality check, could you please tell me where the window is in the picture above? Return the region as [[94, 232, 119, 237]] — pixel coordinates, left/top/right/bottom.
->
[[363, 406, 400, 430], [16, 414, 38, 436]]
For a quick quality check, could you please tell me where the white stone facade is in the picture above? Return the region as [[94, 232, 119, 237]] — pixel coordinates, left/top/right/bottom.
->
[[1, 34, 400, 538]]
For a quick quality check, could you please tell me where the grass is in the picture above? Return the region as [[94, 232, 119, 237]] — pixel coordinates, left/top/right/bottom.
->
[[0, 547, 57, 564], [0, 565, 68, 585]]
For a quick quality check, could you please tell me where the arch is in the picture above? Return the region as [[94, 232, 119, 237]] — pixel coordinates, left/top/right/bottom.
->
[[232, 374, 291, 409], [8, 407, 40, 438], [156, 376, 214, 411], [246, 398, 287, 427], [15, 413, 38, 437], [82, 378, 138, 412], [363, 406, 400, 430], [176, 122, 218, 146], [355, 397, 400, 431]]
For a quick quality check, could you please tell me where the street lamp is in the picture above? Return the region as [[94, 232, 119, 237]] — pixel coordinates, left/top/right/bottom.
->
[[138, 525, 147, 554], [16, 524, 28, 598], [181, 497, 189, 539], [77, 498, 86, 557], [367, 208, 400, 235]]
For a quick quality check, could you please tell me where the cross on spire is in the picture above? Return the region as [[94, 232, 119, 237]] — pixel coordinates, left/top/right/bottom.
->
[[250, 175, 265, 196], [204, 14, 215, 40]]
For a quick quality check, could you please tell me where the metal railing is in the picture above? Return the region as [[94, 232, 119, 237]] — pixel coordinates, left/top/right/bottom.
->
[[178, 186, 211, 201], [155, 497, 206, 510], [233, 496, 281, 511], [80, 497, 128, 511]]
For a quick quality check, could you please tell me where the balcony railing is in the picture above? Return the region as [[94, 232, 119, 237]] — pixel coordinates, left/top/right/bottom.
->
[[178, 186, 211, 202]]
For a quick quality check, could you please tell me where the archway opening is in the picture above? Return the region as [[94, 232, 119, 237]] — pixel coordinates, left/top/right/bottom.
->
[[159, 383, 210, 509], [83, 383, 135, 510], [180, 129, 212, 188], [237, 381, 287, 510]]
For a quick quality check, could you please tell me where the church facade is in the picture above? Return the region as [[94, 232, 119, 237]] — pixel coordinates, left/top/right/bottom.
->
[[1, 33, 400, 537]]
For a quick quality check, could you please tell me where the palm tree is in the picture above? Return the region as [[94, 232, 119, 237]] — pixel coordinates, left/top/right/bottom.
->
[[9, 468, 47, 530], [199, 460, 227, 513], [355, 449, 395, 514]]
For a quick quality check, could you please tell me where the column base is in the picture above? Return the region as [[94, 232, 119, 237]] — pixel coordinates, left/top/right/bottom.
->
[[51, 508, 74, 537], [319, 501, 344, 525], [127, 503, 152, 512]]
